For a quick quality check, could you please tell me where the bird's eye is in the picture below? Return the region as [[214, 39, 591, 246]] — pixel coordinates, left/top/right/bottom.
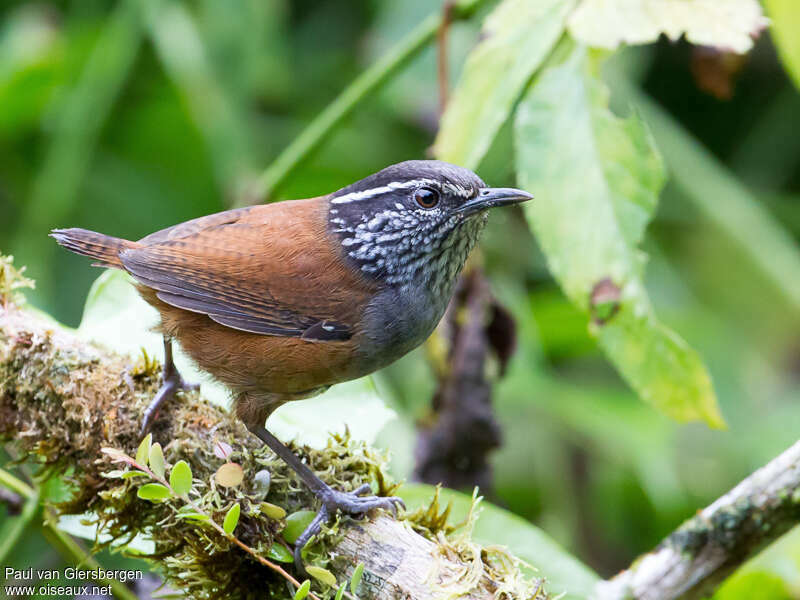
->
[[414, 187, 440, 209]]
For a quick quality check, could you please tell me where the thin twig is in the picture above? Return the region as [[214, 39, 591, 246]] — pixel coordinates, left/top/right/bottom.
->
[[437, 0, 457, 115]]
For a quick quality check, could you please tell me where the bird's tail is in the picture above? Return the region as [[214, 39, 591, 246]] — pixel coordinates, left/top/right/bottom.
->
[[50, 228, 137, 269]]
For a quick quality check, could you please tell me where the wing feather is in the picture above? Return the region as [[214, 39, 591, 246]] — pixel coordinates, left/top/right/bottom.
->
[[120, 202, 357, 340]]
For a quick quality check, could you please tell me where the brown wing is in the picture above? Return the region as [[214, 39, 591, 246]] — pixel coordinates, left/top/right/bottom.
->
[[120, 199, 372, 340]]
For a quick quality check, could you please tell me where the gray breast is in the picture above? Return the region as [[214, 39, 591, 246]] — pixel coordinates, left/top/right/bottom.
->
[[356, 282, 451, 373]]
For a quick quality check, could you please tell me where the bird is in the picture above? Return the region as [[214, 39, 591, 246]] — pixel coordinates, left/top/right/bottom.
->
[[51, 159, 533, 570]]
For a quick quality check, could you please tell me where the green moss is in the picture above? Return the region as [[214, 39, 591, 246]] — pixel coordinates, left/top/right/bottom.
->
[[0, 255, 35, 307]]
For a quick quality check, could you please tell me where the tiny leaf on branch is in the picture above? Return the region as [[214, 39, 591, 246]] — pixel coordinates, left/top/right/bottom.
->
[[135, 433, 152, 467], [137, 483, 172, 501], [223, 502, 241, 535], [170, 460, 193, 496], [283, 510, 317, 544], [306, 566, 337, 587], [215, 462, 244, 487], [267, 544, 293, 563], [149, 442, 165, 479]]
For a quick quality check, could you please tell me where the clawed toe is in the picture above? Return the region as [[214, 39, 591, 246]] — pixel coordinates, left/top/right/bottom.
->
[[292, 485, 405, 573], [139, 374, 198, 436]]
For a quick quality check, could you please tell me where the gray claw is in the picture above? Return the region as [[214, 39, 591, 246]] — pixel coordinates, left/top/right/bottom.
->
[[293, 485, 405, 574]]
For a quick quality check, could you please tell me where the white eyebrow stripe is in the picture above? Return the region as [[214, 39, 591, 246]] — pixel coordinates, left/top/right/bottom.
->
[[330, 178, 443, 204]]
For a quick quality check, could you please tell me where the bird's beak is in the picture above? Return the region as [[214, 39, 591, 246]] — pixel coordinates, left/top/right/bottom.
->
[[457, 187, 534, 217]]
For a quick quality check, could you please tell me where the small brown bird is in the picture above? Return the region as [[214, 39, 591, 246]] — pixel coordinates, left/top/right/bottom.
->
[[52, 160, 532, 568]]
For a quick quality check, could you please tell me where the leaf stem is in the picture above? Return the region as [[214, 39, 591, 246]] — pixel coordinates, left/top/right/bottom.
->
[[249, 0, 493, 202], [0, 487, 40, 565], [0, 466, 35, 498]]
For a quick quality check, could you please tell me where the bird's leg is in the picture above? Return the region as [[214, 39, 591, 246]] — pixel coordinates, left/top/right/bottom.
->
[[246, 424, 404, 572], [140, 337, 199, 436]]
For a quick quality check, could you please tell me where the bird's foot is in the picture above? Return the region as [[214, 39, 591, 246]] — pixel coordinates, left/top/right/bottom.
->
[[139, 372, 199, 437], [293, 483, 405, 572]]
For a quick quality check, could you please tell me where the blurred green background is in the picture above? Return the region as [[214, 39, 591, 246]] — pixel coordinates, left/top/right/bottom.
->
[[1, 0, 800, 597]]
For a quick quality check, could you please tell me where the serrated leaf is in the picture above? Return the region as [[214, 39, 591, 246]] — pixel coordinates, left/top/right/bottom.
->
[[149, 442, 165, 479], [260, 502, 286, 520], [223, 502, 240, 535], [267, 543, 293, 563], [294, 580, 310, 600], [433, 0, 575, 169], [282, 510, 316, 544], [135, 433, 152, 467], [350, 562, 364, 593], [568, 0, 767, 54], [137, 483, 171, 501], [514, 42, 723, 428], [170, 460, 192, 496], [214, 462, 244, 487], [306, 566, 337, 587]]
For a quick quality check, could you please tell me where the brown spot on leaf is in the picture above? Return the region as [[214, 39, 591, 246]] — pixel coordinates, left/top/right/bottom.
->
[[590, 278, 621, 325]]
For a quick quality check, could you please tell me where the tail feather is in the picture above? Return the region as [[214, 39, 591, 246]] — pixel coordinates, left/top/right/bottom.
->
[[50, 228, 136, 269]]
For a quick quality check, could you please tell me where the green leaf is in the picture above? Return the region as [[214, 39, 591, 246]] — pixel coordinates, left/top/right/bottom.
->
[[176, 512, 210, 522], [170, 460, 193, 496], [334, 583, 346, 600], [715, 571, 791, 600], [137, 483, 171, 501], [433, 0, 574, 169], [568, 0, 767, 53], [294, 580, 310, 600], [215, 462, 244, 487], [282, 510, 317, 544], [223, 502, 240, 535], [148, 442, 165, 479], [122, 470, 149, 479], [350, 562, 364, 593], [306, 566, 337, 587], [398, 484, 598, 600], [260, 502, 287, 520], [135, 434, 152, 467], [266, 543, 293, 563], [765, 0, 800, 90], [514, 42, 723, 428]]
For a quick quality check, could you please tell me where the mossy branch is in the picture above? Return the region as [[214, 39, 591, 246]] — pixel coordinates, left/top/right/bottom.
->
[[593, 439, 800, 600], [0, 297, 542, 600]]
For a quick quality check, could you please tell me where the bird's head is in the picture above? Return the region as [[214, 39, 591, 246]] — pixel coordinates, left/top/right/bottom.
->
[[327, 160, 532, 292]]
